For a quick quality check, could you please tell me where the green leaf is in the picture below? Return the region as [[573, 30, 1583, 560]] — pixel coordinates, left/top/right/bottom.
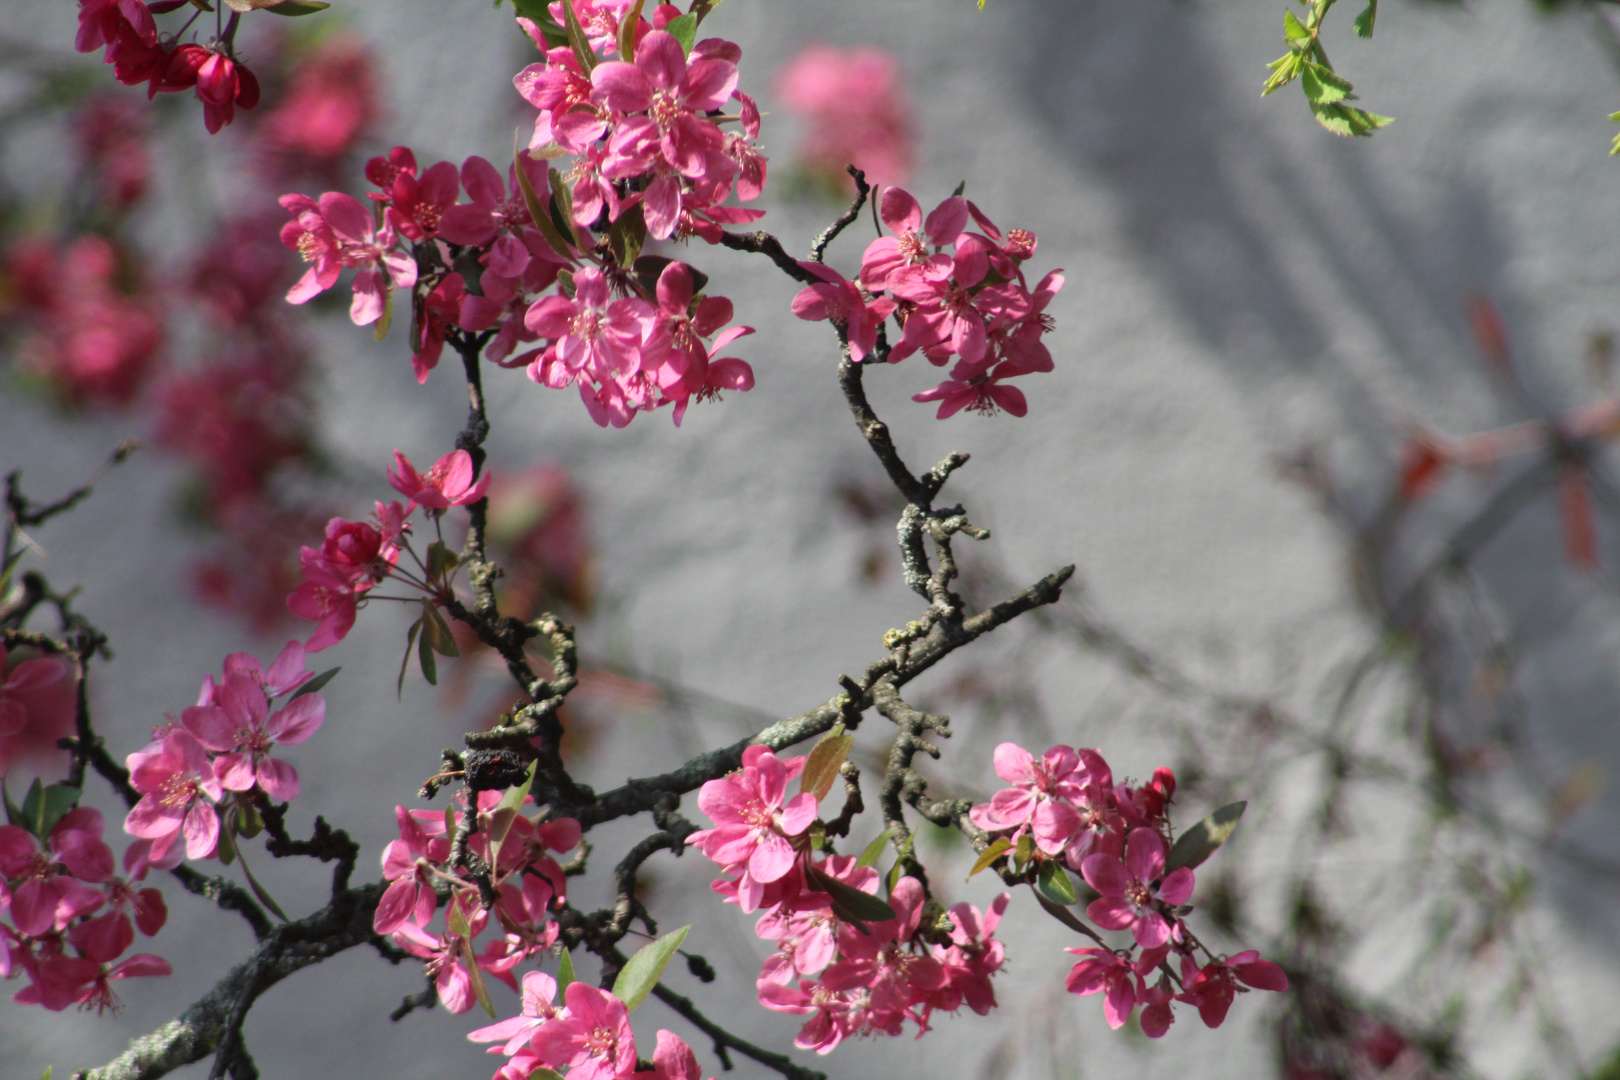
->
[[34, 783, 81, 838], [0, 548, 25, 595], [461, 927, 496, 1017], [263, 0, 329, 14], [514, 150, 574, 260], [373, 284, 393, 342], [1309, 100, 1393, 137], [951, 180, 966, 198], [1300, 63, 1352, 105], [287, 667, 339, 702], [856, 827, 897, 869], [664, 12, 697, 55], [1013, 832, 1034, 872], [235, 800, 264, 839], [1036, 862, 1079, 906], [608, 204, 648, 269], [807, 865, 897, 931], [422, 601, 460, 658], [1352, 0, 1376, 37], [560, 0, 597, 74], [39, 1068, 51, 1080], [1034, 890, 1096, 937], [398, 618, 423, 698], [418, 620, 437, 686], [617, 0, 645, 58], [3, 781, 24, 830], [799, 724, 852, 802], [1262, 51, 1303, 95], [556, 946, 576, 991], [1166, 801, 1247, 873], [426, 540, 459, 582], [20, 779, 43, 836], [235, 843, 290, 921], [886, 832, 916, 893], [612, 925, 689, 1011], [546, 168, 587, 251], [444, 806, 458, 844], [488, 760, 537, 870], [529, 1071, 565, 1080], [216, 820, 238, 866], [967, 837, 1013, 880], [1282, 8, 1310, 41]]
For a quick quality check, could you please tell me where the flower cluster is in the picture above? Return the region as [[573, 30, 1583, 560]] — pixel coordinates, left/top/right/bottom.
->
[[971, 742, 1287, 1035], [279, 4, 765, 427], [1, 234, 164, 409], [123, 642, 325, 863], [75, 0, 264, 134], [1, 808, 170, 1013], [793, 187, 1063, 418], [775, 45, 914, 190], [688, 746, 1008, 1053], [470, 978, 713, 1080], [375, 790, 580, 1017], [285, 448, 486, 651]]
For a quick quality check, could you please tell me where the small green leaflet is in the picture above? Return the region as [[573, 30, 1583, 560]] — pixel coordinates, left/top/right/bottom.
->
[[967, 837, 1012, 881], [1300, 63, 1351, 105], [617, 0, 646, 58], [612, 925, 688, 1011], [806, 865, 896, 933], [234, 841, 290, 922], [1352, 0, 1376, 38], [855, 827, 896, 869], [1282, 9, 1309, 41], [799, 724, 852, 802], [1034, 890, 1095, 937], [19, 780, 80, 840], [287, 667, 339, 702], [663, 12, 697, 55], [487, 760, 537, 870], [447, 901, 496, 1017], [556, 946, 576, 991], [1310, 100, 1393, 138], [560, 0, 597, 74], [1013, 832, 1034, 872], [263, 0, 329, 14], [1166, 801, 1246, 873], [885, 832, 916, 893], [397, 617, 422, 698], [1608, 110, 1620, 156], [39, 1069, 51, 1080], [1036, 862, 1078, 906]]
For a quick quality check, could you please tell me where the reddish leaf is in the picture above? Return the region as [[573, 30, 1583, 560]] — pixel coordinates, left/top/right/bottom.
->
[[1468, 295, 1511, 372], [1559, 462, 1598, 569], [1397, 437, 1448, 504]]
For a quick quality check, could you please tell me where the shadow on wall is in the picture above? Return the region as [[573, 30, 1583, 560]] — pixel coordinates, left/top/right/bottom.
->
[[1016, 0, 1620, 935]]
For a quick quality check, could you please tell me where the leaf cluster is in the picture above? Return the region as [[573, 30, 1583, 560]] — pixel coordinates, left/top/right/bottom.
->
[[1263, 0, 1392, 137]]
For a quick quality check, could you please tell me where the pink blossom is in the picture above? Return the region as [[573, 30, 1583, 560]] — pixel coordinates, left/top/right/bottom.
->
[[182, 669, 323, 802], [821, 876, 946, 1024], [387, 449, 491, 511], [1080, 827, 1194, 949], [388, 161, 461, 242], [968, 741, 1086, 854], [925, 892, 1009, 1018], [912, 368, 1029, 420], [192, 53, 260, 135], [438, 156, 544, 248], [525, 266, 651, 382], [374, 805, 450, 935], [467, 970, 563, 1056], [688, 745, 818, 912], [776, 46, 913, 189], [124, 730, 223, 862], [412, 272, 466, 384], [859, 188, 966, 293], [0, 819, 107, 937], [1064, 947, 1139, 1029], [529, 981, 637, 1080], [279, 191, 417, 325], [756, 978, 855, 1055], [790, 262, 895, 363]]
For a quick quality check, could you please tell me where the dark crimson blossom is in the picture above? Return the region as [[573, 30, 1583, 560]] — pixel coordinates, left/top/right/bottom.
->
[[1064, 947, 1139, 1029], [1176, 951, 1289, 1028], [286, 515, 399, 651]]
